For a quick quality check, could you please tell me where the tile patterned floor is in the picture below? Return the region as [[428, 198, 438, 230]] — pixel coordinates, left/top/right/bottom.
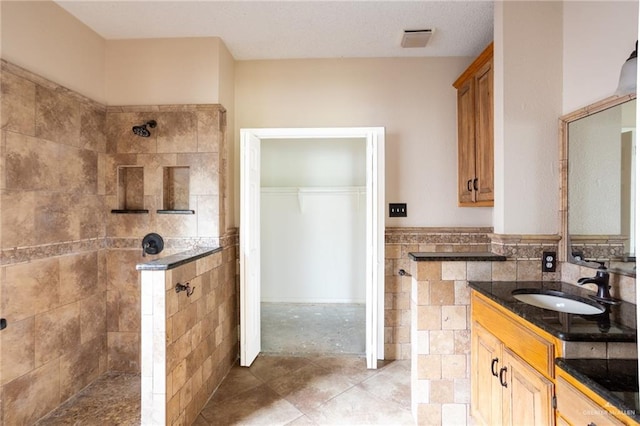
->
[[34, 355, 413, 425], [195, 354, 414, 425]]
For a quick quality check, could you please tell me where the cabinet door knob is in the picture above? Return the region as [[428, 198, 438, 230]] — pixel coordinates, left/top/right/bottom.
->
[[491, 358, 499, 377], [467, 179, 473, 192], [499, 366, 508, 387], [473, 178, 478, 191]]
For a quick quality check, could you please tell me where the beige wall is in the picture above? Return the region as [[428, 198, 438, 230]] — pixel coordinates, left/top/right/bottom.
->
[[234, 57, 495, 228], [563, 1, 639, 113], [493, 1, 563, 235], [493, 0, 638, 235], [105, 38, 223, 106], [1, 0, 106, 103], [1, 1, 232, 107], [216, 41, 235, 234]]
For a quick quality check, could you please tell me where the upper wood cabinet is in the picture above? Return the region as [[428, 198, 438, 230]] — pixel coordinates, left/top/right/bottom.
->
[[453, 43, 494, 207]]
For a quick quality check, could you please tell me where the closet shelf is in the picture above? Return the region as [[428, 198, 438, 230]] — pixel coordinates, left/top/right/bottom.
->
[[261, 186, 366, 213], [261, 186, 366, 195]]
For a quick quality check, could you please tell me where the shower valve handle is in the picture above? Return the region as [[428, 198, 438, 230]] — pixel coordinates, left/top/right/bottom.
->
[[175, 282, 195, 297]]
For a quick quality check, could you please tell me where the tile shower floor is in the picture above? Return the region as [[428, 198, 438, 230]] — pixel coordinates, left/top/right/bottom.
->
[[35, 372, 141, 425]]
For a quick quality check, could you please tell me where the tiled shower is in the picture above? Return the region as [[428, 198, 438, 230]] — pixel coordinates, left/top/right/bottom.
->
[[6, 56, 634, 425], [0, 60, 238, 424]]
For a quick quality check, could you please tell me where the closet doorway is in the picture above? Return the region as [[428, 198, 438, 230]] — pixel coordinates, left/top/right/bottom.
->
[[240, 127, 385, 369]]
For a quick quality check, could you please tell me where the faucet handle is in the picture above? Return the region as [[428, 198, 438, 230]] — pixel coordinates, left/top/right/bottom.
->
[[595, 266, 609, 279]]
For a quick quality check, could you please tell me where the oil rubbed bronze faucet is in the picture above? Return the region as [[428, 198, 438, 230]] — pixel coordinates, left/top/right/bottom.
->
[[578, 267, 619, 304]]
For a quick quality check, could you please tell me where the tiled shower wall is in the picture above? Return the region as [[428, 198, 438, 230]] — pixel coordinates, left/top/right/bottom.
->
[[0, 60, 235, 424], [0, 61, 108, 424], [105, 104, 228, 373]]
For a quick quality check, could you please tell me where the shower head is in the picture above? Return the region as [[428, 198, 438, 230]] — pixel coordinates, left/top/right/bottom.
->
[[132, 120, 157, 137]]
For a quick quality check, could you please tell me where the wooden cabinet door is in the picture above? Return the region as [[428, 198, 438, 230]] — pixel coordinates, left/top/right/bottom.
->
[[457, 78, 477, 205], [474, 59, 494, 203], [471, 322, 503, 426], [501, 348, 554, 426]]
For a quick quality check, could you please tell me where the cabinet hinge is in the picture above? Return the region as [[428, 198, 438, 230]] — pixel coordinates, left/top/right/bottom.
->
[[552, 395, 557, 409]]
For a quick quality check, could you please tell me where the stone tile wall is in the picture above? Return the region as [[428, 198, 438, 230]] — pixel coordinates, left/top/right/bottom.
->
[[141, 242, 238, 425], [0, 61, 108, 425], [406, 258, 556, 425], [0, 60, 235, 424], [384, 227, 493, 360], [385, 230, 564, 334], [403, 232, 613, 425], [106, 104, 227, 240], [105, 104, 228, 373]]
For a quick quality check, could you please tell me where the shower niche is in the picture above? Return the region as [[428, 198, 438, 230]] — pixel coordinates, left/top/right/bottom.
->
[[111, 165, 195, 214], [158, 166, 195, 214], [112, 166, 149, 214]]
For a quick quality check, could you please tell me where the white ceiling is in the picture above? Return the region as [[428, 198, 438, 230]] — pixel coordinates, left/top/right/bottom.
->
[[54, 1, 494, 60]]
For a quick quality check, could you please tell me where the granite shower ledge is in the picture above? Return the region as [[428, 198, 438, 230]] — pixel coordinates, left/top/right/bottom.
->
[[136, 246, 221, 271], [409, 252, 507, 261]]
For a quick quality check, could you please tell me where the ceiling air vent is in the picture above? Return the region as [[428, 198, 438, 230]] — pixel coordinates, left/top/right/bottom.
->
[[401, 29, 433, 48]]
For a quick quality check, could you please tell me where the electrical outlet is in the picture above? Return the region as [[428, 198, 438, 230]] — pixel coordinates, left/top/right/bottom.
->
[[571, 251, 584, 262], [542, 251, 556, 272], [389, 203, 407, 217]]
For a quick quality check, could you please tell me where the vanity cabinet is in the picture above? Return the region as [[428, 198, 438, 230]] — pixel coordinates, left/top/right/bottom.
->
[[555, 370, 628, 426], [453, 42, 494, 206], [471, 291, 555, 426]]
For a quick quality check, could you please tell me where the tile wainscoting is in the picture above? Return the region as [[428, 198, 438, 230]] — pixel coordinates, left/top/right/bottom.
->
[[385, 228, 636, 425], [384, 228, 563, 361]]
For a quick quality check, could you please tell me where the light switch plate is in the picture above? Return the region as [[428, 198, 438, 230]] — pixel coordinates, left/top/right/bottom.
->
[[389, 203, 407, 217]]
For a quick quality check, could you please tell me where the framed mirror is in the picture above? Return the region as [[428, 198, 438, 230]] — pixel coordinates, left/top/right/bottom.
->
[[560, 94, 636, 276]]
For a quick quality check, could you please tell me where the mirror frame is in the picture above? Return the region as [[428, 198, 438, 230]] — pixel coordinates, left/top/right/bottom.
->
[[559, 93, 637, 275]]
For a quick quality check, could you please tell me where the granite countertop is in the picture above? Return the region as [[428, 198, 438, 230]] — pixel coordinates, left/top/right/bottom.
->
[[136, 246, 221, 271], [468, 281, 637, 342], [556, 358, 639, 422], [409, 252, 507, 261]]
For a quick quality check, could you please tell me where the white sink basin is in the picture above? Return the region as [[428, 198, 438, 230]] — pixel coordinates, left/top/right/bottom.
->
[[511, 289, 606, 315]]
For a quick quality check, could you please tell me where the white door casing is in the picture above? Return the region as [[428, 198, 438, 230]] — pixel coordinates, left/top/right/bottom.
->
[[239, 127, 385, 368], [366, 128, 385, 369], [240, 131, 261, 366]]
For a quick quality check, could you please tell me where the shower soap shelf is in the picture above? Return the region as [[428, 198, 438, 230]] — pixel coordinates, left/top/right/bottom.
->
[[111, 209, 149, 214], [157, 209, 195, 214]]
